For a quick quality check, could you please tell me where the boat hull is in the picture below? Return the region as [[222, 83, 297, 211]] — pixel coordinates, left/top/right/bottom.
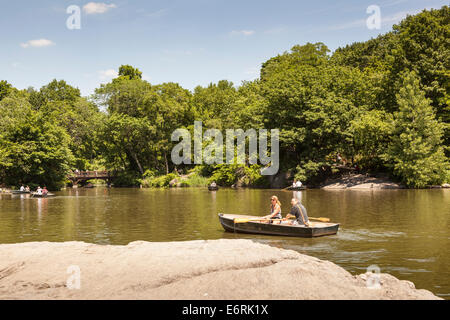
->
[[286, 186, 306, 191], [208, 186, 219, 191], [31, 194, 55, 198], [10, 191, 31, 195], [218, 214, 339, 238]]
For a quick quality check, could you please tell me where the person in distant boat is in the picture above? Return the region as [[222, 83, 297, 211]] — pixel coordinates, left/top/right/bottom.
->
[[286, 198, 309, 226], [25, 186, 30, 192], [295, 180, 302, 188], [20, 185, 25, 192], [263, 196, 282, 224], [210, 181, 217, 188], [42, 187, 48, 196], [36, 186, 42, 195]]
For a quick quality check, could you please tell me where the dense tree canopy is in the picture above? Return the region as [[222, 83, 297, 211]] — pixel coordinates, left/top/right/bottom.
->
[[0, 6, 448, 189]]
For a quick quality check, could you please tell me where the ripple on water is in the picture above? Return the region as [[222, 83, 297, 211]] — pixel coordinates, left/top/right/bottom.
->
[[338, 229, 407, 242]]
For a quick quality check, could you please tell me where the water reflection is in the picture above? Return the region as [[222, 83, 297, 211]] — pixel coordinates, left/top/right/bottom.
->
[[0, 187, 448, 298]]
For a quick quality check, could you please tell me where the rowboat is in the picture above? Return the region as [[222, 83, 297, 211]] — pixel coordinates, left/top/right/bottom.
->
[[286, 186, 306, 191], [31, 193, 55, 198], [10, 190, 31, 195], [208, 185, 219, 191], [218, 213, 339, 238]]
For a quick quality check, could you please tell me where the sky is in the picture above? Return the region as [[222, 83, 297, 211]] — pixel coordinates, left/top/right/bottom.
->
[[1, 0, 447, 96]]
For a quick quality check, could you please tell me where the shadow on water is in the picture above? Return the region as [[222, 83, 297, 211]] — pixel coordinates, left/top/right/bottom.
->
[[0, 187, 448, 298]]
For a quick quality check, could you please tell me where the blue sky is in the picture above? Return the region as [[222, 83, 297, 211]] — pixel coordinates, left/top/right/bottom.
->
[[1, 0, 447, 96]]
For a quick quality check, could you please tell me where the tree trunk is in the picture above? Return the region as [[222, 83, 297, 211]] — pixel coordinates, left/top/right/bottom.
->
[[131, 152, 144, 175], [164, 151, 169, 175]]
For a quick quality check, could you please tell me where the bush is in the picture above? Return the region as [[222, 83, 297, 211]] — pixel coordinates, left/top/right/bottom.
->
[[113, 171, 141, 187], [140, 173, 177, 188]]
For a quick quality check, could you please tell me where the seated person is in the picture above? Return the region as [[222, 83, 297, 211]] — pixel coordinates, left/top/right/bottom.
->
[[286, 198, 309, 226], [36, 187, 42, 195], [263, 196, 282, 224]]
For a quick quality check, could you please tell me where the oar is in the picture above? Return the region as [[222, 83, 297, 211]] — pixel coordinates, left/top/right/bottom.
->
[[234, 216, 331, 224], [234, 218, 285, 224], [309, 217, 330, 222]]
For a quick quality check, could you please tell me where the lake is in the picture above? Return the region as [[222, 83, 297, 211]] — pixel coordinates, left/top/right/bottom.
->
[[0, 187, 448, 298]]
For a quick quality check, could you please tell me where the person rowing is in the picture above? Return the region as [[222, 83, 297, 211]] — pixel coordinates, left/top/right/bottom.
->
[[286, 198, 309, 226], [36, 186, 42, 196], [262, 196, 282, 224]]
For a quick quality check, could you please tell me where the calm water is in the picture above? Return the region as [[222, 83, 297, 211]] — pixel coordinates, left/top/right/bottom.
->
[[0, 187, 448, 298]]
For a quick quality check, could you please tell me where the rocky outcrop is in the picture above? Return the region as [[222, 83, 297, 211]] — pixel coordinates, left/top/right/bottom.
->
[[321, 174, 405, 190], [0, 240, 440, 300]]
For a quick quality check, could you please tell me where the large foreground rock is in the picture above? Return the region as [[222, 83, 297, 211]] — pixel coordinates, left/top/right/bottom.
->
[[0, 240, 440, 300]]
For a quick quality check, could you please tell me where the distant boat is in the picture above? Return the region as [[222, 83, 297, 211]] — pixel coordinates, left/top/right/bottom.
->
[[31, 193, 55, 198], [10, 190, 31, 195], [208, 185, 219, 191], [286, 186, 307, 191]]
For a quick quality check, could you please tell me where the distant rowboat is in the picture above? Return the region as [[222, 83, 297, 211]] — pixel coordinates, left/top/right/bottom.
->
[[10, 190, 31, 195], [31, 193, 55, 198], [218, 213, 339, 238], [286, 186, 307, 191], [208, 185, 219, 191]]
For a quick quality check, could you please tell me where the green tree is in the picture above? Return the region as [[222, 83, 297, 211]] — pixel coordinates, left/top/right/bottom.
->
[[118, 65, 143, 80], [0, 95, 74, 189], [382, 72, 448, 188], [0, 80, 12, 101]]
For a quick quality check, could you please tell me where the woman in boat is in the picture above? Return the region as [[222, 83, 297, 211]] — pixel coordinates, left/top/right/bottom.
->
[[264, 196, 282, 224], [42, 187, 48, 196]]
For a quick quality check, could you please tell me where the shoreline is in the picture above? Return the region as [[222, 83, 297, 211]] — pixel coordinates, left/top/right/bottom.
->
[[0, 239, 441, 300]]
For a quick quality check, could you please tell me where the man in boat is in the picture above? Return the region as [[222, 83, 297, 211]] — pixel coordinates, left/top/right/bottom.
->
[[36, 186, 43, 196], [42, 187, 49, 196], [210, 181, 217, 188], [25, 186, 30, 192], [20, 185, 25, 192], [286, 198, 309, 226]]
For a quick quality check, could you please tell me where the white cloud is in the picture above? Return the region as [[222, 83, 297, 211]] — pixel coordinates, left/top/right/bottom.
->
[[20, 39, 55, 48], [230, 30, 255, 36], [99, 69, 118, 80], [83, 2, 117, 14]]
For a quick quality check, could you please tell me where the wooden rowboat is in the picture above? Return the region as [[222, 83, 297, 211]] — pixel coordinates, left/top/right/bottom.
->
[[208, 185, 219, 191], [286, 186, 307, 191], [10, 190, 31, 195], [31, 193, 55, 198], [218, 213, 339, 238]]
